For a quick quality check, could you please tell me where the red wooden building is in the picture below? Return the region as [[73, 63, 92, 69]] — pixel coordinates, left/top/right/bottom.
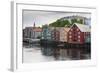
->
[[68, 23, 90, 44], [51, 28, 60, 41]]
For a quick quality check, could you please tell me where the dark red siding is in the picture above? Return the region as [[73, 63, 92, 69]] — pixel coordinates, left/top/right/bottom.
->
[[52, 30, 60, 41], [68, 24, 84, 44]]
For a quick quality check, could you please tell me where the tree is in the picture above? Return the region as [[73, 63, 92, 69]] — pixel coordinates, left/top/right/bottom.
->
[[71, 18, 84, 24], [71, 18, 78, 24], [49, 19, 71, 27], [49, 17, 84, 27], [78, 19, 83, 24]]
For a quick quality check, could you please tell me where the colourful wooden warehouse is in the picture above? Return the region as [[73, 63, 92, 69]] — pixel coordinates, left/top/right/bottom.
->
[[67, 23, 90, 44]]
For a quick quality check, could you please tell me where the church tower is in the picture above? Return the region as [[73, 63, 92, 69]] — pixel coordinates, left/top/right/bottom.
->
[[33, 22, 36, 39], [33, 22, 35, 28]]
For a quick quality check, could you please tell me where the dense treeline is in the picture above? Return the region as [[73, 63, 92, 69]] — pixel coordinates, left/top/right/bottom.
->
[[49, 18, 83, 27]]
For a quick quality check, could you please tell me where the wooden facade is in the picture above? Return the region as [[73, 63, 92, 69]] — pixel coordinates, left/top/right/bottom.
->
[[59, 28, 70, 43], [51, 28, 60, 41], [68, 23, 90, 44]]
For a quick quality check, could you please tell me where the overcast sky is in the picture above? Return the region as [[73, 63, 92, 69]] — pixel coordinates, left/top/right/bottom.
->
[[23, 10, 91, 29]]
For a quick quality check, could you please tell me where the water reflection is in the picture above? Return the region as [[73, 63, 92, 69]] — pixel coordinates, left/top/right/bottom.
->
[[23, 42, 91, 63], [41, 47, 90, 60]]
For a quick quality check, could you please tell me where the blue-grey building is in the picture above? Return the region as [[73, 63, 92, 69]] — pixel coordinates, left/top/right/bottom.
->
[[41, 25, 52, 40]]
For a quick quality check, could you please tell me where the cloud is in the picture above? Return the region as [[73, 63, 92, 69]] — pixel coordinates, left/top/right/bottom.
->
[[23, 10, 91, 29]]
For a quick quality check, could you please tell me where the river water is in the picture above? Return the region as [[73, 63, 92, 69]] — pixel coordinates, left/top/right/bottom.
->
[[23, 44, 90, 63]]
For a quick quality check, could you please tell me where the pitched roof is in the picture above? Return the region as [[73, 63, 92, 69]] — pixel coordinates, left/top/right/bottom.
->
[[70, 23, 91, 32], [33, 27, 42, 32], [63, 28, 70, 32], [24, 27, 42, 32]]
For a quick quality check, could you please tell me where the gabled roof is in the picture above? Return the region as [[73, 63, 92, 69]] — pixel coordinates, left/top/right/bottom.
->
[[63, 28, 70, 32], [69, 23, 91, 32], [33, 27, 42, 32]]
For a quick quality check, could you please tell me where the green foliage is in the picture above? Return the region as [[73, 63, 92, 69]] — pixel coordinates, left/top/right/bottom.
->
[[49, 17, 84, 27], [42, 24, 48, 28], [71, 18, 84, 24], [49, 19, 71, 27], [71, 19, 77, 24], [78, 19, 83, 24]]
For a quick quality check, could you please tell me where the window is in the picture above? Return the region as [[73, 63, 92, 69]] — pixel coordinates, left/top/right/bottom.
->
[[77, 28, 79, 31], [69, 35, 72, 38], [78, 32, 80, 34], [78, 36, 80, 38]]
